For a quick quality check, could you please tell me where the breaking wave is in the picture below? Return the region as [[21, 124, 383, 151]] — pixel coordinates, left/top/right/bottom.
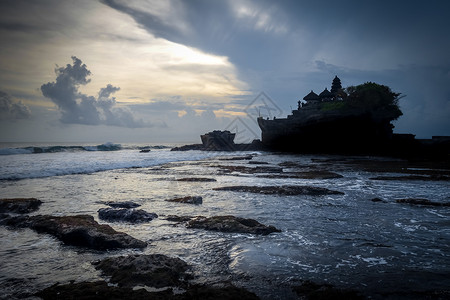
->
[[0, 143, 172, 156]]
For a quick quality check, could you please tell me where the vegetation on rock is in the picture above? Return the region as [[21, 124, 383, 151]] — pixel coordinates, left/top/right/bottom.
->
[[321, 82, 403, 121]]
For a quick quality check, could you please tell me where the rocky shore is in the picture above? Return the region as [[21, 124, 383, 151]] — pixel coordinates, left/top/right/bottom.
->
[[1, 152, 449, 299], [0, 197, 280, 299]]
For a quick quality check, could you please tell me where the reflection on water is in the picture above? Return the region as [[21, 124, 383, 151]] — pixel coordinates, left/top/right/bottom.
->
[[0, 153, 449, 299]]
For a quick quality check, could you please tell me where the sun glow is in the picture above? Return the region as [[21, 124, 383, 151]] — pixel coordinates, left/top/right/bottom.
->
[[161, 42, 228, 66]]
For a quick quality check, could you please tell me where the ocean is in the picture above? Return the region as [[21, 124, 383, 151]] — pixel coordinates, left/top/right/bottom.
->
[[0, 142, 449, 299]]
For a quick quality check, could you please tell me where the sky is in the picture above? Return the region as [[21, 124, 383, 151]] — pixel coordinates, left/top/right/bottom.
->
[[0, 0, 449, 143]]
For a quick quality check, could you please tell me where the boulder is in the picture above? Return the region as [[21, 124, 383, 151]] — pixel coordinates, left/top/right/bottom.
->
[[166, 196, 203, 205], [98, 208, 158, 223], [213, 185, 344, 196], [92, 254, 190, 288], [187, 215, 281, 235], [0, 198, 42, 214], [0, 214, 147, 250]]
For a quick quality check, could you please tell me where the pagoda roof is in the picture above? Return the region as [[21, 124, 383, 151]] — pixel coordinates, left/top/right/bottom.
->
[[303, 90, 320, 101], [319, 88, 333, 98]]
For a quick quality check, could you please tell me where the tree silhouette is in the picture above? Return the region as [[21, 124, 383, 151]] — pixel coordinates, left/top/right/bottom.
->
[[345, 82, 403, 120]]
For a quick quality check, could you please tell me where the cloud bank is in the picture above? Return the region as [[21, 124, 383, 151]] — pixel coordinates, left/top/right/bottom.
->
[[41, 56, 152, 128], [0, 90, 31, 120]]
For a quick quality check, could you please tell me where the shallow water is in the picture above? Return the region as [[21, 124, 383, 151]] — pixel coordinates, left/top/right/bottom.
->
[[0, 148, 449, 299]]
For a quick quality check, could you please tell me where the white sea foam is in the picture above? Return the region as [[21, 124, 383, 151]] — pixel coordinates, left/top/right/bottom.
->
[[0, 146, 224, 180]]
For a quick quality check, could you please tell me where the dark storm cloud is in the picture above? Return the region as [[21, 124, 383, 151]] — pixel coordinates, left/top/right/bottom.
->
[[102, 0, 450, 68], [0, 90, 31, 120], [100, 0, 283, 68], [41, 56, 151, 128]]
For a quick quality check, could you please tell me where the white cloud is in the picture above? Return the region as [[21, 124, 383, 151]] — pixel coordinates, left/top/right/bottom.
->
[[232, 1, 287, 34]]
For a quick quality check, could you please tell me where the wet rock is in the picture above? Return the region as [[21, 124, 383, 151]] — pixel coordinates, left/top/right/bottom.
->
[[278, 161, 302, 168], [166, 196, 203, 205], [181, 284, 260, 300], [187, 215, 281, 235], [0, 214, 147, 250], [217, 165, 283, 174], [176, 177, 217, 182], [257, 171, 343, 179], [98, 208, 158, 223], [218, 155, 254, 160], [165, 215, 193, 223], [99, 201, 141, 208], [92, 254, 190, 288], [213, 185, 344, 196], [0, 198, 42, 214], [171, 144, 204, 151], [35, 281, 162, 300], [248, 161, 269, 165], [396, 198, 450, 207], [35, 281, 260, 300], [0, 214, 28, 226], [292, 280, 364, 300], [370, 197, 388, 203]]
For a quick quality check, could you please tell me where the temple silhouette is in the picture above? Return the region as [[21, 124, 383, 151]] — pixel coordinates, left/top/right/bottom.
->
[[257, 76, 449, 157]]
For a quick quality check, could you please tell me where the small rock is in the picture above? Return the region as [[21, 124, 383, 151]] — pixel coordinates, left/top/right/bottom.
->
[[0, 198, 42, 214], [98, 208, 158, 223], [166, 196, 203, 205], [187, 215, 281, 235]]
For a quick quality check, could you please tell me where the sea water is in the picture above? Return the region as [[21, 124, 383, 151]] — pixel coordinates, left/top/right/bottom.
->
[[0, 142, 449, 299]]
